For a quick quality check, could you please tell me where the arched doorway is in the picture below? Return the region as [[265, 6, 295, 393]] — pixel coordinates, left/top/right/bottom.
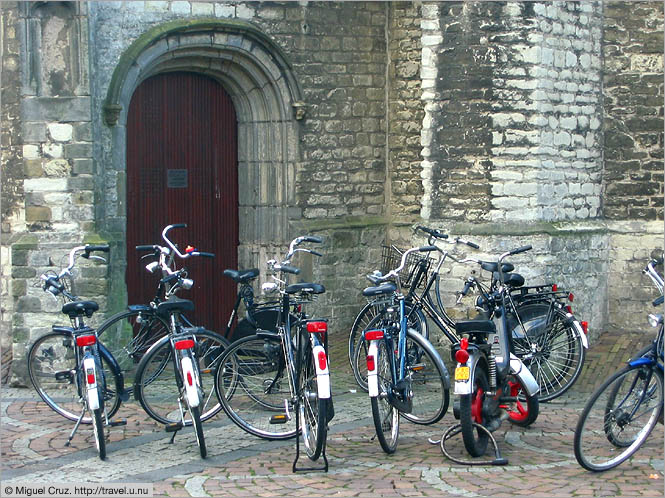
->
[[126, 71, 238, 335]]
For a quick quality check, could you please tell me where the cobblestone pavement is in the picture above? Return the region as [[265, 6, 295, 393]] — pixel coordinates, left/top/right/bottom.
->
[[1, 330, 663, 497]]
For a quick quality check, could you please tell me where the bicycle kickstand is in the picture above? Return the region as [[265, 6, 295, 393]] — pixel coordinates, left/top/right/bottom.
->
[[65, 407, 87, 446], [292, 400, 329, 473], [165, 422, 183, 444]]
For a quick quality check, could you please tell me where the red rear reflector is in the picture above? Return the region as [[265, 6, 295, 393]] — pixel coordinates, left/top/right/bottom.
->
[[365, 329, 384, 341], [568, 293, 574, 302], [76, 335, 96, 347], [175, 339, 195, 350], [307, 321, 327, 333], [455, 349, 470, 364], [87, 373, 95, 385], [318, 351, 327, 370], [566, 305, 573, 313], [581, 321, 589, 334], [366, 355, 375, 371], [552, 284, 558, 292], [186, 371, 193, 386], [460, 337, 469, 350]]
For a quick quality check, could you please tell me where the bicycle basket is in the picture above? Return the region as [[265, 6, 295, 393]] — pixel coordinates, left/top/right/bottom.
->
[[380, 245, 432, 288]]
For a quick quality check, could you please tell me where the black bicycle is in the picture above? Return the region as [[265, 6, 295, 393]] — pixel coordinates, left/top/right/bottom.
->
[[27, 244, 126, 459]]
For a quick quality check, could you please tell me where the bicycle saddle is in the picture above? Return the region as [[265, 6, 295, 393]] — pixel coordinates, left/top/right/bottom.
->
[[494, 272, 525, 287], [362, 282, 397, 297], [481, 262, 514, 273], [223, 268, 259, 283], [455, 319, 496, 335], [156, 297, 194, 316], [62, 300, 99, 318], [285, 282, 325, 295]]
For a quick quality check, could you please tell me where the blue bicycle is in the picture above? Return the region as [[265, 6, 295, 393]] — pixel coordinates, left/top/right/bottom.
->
[[574, 257, 664, 471]]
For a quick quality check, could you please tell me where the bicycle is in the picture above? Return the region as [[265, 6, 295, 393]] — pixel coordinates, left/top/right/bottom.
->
[[362, 244, 451, 454], [214, 235, 333, 470], [131, 224, 230, 458], [27, 244, 126, 459], [573, 257, 664, 472]]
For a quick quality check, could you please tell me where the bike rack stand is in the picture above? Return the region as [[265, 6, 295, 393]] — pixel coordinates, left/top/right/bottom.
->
[[429, 422, 508, 466], [292, 400, 329, 473]]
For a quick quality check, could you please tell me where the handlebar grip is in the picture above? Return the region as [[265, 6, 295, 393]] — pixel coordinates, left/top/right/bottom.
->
[[466, 241, 480, 249], [653, 295, 664, 307], [460, 280, 473, 297], [509, 245, 532, 255], [416, 226, 448, 239], [419, 245, 438, 252], [196, 252, 215, 258], [169, 223, 187, 229], [310, 250, 323, 257], [279, 265, 301, 275], [86, 244, 110, 253], [302, 235, 323, 244], [136, 245, 158, 252], [654, 257, 664, 266]]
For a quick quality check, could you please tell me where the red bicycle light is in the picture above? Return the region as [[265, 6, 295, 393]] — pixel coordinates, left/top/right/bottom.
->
[[76, 335, 96, 347], [87, 373, 95, 385], [365, 329, 384, 341], [455, 349, 470, 364], [366, 355, 375, 371], [552, 284, 558, 292], [460, 337, 469, 350], [185, 246, 195, 253], [307, 321, 327, 333], [318, 350, 327, 370], [581, 321, 589, 334], [186, 371, 193, 386], [568, 292, 574, 302], [566, 305, 573, 314], [175, 339, 195, 350]]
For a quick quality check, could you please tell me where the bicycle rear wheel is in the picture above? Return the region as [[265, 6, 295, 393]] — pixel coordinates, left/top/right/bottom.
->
[[370, 338, 399, 454], [299, 337, 327, 460], [96, 308, 170, 389], [215, 334, 297, 440], [511, 303, 585, 401], [190, 405, 207, 458], [28, 331, 121, 423], [133, 329, 228, 425], [91, 407, 106, 460], [574, 364, 664, 472]]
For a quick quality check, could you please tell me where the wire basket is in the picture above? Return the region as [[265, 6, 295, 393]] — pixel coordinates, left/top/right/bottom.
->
[[380, 245, 432, 288]]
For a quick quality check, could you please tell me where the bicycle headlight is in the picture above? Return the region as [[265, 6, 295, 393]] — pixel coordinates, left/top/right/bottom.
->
[[262, 282, 278, 294], [181, 278, 193, 290], [648, 313, 663, 328]]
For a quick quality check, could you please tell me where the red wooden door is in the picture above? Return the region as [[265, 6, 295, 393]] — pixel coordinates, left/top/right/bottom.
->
[[126, 72, 238, 336]]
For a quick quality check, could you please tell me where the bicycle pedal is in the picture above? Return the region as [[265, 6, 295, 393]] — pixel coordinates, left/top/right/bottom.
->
[[108, 418, 127, 427], [409, 363, 425, 372], [165, 422, 183, 432], [270, 414, 289, 424], [54, 370, 74, 382]]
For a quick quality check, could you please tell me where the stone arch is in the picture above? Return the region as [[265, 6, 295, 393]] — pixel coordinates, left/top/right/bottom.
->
[[103, 18, 305, 273]]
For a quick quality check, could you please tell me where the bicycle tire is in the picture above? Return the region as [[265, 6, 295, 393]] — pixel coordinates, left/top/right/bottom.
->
[[133, 329, 229, 425], [28, 331, 121, 423], [370, 338, 400, 454], [190, 405, 207, 459], [504, 375, 539, 427], [96, 308, 170, 390], [215, 334, 297, 440], [510, 303, 585, 401], [299, 336, 327, 460], [459, 365, 490, 457], [91, 407, 106, 460], [349, 302, 428, 391], [574, 364, 664, 472]]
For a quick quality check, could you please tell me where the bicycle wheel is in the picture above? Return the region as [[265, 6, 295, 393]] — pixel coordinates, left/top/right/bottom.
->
[[371, 338, 400, 454], [299, 337, 327, 460], [350, 302, 428, 391], [96, 308, 170, 389], [504, 375, 539, 427], [215, 334, 296, 440], [28, 331, 122, 423], [134, 329, 228, 425], [459, 365, 490, 457], [400, 329, 450, 425], [91, 407, 106, 460], [574, 364, 664, 472], [510, 303, 585, 401], [190, 405, 207, 458]]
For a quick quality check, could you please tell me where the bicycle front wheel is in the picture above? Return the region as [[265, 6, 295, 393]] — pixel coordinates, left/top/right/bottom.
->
[[299, 338, 327, 460], [371, 338, 400, 454], [28, 331, 121, 423], [215, 334, 296, 440], [574, 364, 664, 472], [96, 308, 170, 389], [134, 329, 228, 425]]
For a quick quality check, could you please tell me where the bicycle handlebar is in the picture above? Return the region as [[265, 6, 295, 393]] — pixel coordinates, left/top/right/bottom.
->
[[416, 225, 448, 239]]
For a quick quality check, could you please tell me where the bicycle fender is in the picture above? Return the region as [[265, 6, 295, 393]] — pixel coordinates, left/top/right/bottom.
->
[[83, 355, 100, 410], [496, 353, 540, 396], [98, 342, 126, 396], [312, 344, 331, 399], [407, 328, 450, 390], [567, 314, 589, 349], [454, 350, 483, 396], [366, 340, 380, 398], [180, 356, 200, 408]]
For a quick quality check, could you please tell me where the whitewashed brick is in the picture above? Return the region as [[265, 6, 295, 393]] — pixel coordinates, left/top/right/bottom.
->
[[48, 123, 73, 142]]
